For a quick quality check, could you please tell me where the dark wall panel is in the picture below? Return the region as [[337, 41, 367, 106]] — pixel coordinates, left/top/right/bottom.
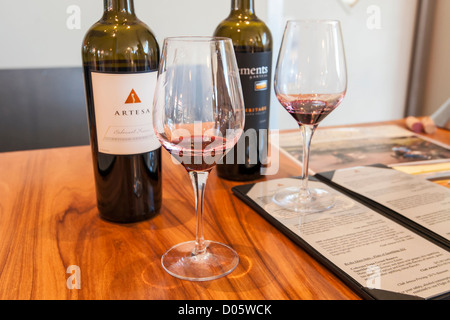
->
[[0, 67, 90, 152]]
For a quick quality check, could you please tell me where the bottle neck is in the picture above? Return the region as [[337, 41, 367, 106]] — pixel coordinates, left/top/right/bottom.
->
[[231, 0, 255, 15], [103, 0, 136, 20]]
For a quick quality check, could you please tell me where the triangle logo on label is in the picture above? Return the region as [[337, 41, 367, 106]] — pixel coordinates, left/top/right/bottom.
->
[[125, 89, 142, 104]]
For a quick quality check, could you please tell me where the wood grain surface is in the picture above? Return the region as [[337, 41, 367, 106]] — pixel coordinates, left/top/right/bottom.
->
[[0, 120, 447, 300]]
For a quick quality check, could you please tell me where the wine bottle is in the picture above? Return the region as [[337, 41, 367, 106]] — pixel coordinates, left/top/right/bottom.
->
[[213, 0, 272, 181], [82, 0, 162, 223]]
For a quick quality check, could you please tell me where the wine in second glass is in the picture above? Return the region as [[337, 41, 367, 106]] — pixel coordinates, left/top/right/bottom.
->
[[153, 37, 245, 281], [277, 93, 345, 125], [273, 20, 347, 214]]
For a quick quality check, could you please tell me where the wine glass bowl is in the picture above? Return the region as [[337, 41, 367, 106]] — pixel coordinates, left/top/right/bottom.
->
[[153, 36, 245, 281], [273, 20, 347, 214]]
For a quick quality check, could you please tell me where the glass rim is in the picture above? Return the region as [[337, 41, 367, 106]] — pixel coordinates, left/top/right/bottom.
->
[[163, 36, 232, 43], [286, 19, 341, 25]]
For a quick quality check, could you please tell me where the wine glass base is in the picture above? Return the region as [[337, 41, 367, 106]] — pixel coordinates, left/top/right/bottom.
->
[[273, 187, 335, 214], [161, 240, 239, 281]]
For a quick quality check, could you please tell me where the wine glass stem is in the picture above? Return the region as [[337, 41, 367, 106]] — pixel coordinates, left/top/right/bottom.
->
[[300, 124, 318, 199], [189, 171, 209, 255]]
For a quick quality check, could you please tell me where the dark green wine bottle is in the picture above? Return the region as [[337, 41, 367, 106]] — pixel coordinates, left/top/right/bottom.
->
[[82, 0, 162, 223], [214, 0, 272, 181]]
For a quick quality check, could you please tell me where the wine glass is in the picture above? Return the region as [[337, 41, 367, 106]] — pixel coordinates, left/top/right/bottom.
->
[[273, 20, 347, 214], [153, 37, 245, 281]]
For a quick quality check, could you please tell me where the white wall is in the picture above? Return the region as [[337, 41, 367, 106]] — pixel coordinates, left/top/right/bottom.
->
[[0, 0, 229, 69], [265, 0, 418, 129], [0, 0, 418, 129], [0, 0, 99, 69]]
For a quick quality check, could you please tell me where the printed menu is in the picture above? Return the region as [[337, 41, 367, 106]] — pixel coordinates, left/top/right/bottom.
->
[[317, 165, 450, 247], [232, 170, 450, 300]]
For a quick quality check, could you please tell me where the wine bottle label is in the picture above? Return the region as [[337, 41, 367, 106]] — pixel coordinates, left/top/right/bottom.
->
[[235, 51, 272, 132], [91, 71, 160, 155]]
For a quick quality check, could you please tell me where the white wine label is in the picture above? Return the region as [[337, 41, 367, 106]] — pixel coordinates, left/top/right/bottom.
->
[[91, 71, 160, 155]]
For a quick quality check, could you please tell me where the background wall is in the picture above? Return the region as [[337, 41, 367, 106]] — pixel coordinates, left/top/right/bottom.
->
[[422, 0, 450, 116], [0, 0, 230, 69], [266, 0, 419, 129], [1, 0, 446, 151]]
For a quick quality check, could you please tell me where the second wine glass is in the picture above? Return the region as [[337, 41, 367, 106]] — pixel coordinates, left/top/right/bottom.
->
[[153, 37, 245, 281], [273, 20, 347, 214]]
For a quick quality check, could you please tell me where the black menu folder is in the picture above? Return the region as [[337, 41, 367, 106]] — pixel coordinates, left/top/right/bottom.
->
[[232, 166, 450, 300]]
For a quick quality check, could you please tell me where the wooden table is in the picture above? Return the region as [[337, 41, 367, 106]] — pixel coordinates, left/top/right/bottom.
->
[[0, 119, 448, 300]]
